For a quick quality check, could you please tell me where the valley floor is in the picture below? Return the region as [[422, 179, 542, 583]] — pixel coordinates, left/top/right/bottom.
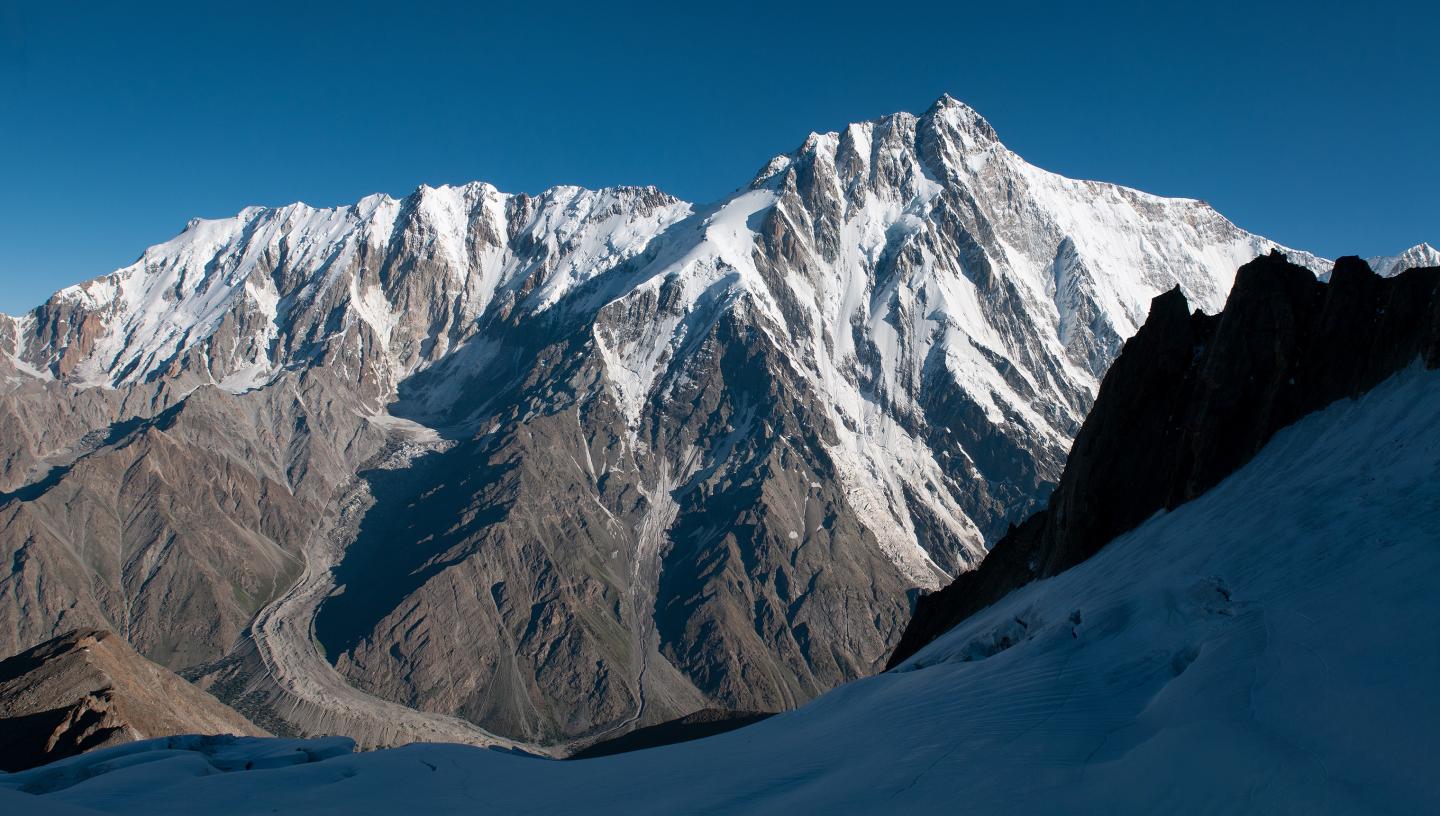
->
[[4, 366, 1438, 814]]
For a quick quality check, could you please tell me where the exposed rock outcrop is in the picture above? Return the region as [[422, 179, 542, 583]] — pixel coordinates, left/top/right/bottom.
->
[[889, 253, 1440, 667], [0, 629, 265, 771]]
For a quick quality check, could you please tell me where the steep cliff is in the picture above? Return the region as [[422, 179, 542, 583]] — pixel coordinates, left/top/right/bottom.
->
[[890, 252, 1440, 667]]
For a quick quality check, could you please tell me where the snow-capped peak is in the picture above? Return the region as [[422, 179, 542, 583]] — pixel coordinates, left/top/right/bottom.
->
[[3, 97, 1427, 758], [922, 93, 1000, 146], [0, 98, 1354, 571], [1368, 242, 1440, 277]]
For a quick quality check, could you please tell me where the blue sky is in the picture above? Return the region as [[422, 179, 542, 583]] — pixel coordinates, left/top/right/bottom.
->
[[1, 0, 1434, 313]]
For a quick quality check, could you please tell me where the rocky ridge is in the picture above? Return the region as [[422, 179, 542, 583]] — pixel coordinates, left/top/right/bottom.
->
[[889, 251, 1440, 667], [0, 628, 265, 771]]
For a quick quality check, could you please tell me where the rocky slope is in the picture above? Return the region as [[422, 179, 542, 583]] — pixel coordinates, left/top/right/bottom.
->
[[0, 95, 1375, 747], [0, 629, 264, 771], [889, 252, 1440, 666]]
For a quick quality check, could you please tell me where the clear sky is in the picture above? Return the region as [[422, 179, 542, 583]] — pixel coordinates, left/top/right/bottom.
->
[[1, 0, 1435, 313]]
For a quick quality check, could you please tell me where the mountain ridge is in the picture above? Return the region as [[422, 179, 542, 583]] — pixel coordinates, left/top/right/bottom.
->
[[889, 251, 1440, 667], [0, 628, 265, 772], [0, 95, 1418, 749]]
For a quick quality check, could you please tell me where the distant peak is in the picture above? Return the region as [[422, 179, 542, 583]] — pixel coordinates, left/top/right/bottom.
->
[[1367, 242, 1440, 274]]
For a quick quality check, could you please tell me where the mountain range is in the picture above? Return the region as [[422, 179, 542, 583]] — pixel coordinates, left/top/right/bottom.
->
[[0, 95, 1430, 750], [5, 252, 1436, 813]]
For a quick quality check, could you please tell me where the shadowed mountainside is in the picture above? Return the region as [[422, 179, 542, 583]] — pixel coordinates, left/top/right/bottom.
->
[[890, 252, 1440, 667]]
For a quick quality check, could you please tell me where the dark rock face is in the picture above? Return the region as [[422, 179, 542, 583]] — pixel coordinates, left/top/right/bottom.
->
[[889, 253, 1440, 667]]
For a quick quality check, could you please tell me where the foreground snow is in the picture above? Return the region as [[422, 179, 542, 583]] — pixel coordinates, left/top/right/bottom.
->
[[5, 366, 1438, 813]]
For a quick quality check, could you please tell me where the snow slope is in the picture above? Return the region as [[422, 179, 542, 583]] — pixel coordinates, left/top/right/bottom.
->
[[6, 363, 1436, 814]]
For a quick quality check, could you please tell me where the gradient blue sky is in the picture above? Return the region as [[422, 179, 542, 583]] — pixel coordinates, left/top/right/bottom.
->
[[1, 0, 1435, 313]]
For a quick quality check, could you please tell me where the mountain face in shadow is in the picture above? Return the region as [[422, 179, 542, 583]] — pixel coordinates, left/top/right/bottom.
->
[[890, 252, 1440, 668]]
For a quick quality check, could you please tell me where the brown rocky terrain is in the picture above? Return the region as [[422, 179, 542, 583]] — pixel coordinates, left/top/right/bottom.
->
[[0, 628, 265, 771]]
